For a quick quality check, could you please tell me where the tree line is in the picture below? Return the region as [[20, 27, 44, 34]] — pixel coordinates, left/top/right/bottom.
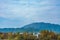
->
[[0, 30, 60, 40]]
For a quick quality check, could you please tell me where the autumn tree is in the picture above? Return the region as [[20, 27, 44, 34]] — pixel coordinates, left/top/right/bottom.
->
[[39, 30, 57, 40]]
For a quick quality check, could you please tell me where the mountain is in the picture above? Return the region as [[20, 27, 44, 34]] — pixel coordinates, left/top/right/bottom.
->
[[20, 22, 60, 33], [0, 22, 60, 33]]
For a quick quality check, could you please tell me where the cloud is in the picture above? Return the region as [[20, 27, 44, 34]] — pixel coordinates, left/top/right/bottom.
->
[[0, 0, 60, 28], [0, 0, 53, 18]]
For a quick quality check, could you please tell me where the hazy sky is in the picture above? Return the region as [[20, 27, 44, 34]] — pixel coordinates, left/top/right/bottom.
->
[[0, 0, 60, 28]]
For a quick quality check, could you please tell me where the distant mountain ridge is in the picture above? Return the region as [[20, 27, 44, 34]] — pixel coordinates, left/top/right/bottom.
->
[[20, 22, 60, 33], [0, 22, 60, 33]]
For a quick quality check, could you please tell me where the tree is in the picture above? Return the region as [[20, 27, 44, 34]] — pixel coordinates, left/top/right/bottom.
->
[[14, 32, 23, 40], [7, 32, 13, 40], [39, 30, 57, 40], [57, 34, 60, 40]]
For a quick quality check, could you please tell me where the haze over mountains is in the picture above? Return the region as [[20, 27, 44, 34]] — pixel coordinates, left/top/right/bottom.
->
[[0, 22, 60, 33]]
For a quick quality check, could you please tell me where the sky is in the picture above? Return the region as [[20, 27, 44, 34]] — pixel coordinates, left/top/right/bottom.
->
[[0, 0, 60, 28]]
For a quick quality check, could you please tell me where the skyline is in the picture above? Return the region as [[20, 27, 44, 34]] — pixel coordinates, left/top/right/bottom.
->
[[0, 0, 60, 28]]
